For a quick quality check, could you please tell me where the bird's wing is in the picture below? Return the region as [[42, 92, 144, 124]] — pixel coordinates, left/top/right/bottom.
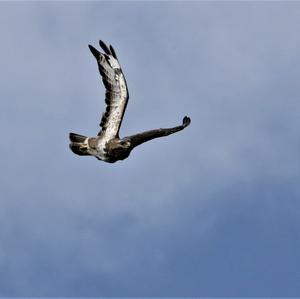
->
[[125, 116, 191, 149], [88, 40, 129, 140]]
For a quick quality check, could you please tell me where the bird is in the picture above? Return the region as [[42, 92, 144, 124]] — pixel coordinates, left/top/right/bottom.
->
[[69, 40, 191, 163]]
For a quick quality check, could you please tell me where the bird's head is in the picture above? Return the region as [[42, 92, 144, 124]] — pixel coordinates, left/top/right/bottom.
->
[[118, 139, 131, 149]]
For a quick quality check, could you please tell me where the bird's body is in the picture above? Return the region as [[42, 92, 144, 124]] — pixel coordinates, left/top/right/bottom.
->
[[69, 40, 191, 163]]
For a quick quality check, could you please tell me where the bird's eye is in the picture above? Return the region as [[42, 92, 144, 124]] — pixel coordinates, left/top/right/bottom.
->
[[121, 141, 130, 146]]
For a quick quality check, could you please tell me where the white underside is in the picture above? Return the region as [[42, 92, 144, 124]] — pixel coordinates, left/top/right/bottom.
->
[[103, 72, 128, 141], [85, 54, 128, 162]]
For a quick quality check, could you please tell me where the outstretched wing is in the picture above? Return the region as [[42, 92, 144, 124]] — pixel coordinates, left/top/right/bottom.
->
[[125, 116, 191, 150], [88, 40, 129, 140]]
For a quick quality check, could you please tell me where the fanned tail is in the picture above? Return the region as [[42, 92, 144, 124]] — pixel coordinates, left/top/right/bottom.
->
[[69, 133, 91, 156], [69, 132, 87, 143]]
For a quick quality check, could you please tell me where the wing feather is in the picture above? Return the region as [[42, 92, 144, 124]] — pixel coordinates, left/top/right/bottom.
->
[[99, 40, 111, 55], [88, 40, 129, 140]]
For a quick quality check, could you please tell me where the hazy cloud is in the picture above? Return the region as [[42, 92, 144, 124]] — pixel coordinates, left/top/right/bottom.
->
[[0, 2, 300, 296]]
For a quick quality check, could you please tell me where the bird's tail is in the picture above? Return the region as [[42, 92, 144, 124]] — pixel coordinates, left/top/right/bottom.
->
[[69, 132, 87, 143], [69, 133, 91, 156]]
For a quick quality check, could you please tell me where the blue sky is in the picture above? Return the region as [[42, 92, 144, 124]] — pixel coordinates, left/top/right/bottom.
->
[[0, 1, 300, 296]]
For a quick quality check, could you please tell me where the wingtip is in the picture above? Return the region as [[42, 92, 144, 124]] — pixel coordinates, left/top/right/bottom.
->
[[88, 44, 100, 59], [109, 45, 117, 59], [99, 40, 106, 48], [182, 116, 191, 128], [99, 40, 111, 55]]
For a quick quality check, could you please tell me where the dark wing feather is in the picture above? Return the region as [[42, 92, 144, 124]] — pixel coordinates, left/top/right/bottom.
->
[[125, 117, 191, 150], [88, 40, 129, 140], [99, 40, 111, 55], [109, 45, 118, 59]]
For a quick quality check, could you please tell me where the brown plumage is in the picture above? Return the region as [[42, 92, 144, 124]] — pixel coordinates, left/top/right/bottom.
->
[[69, 40, 191, 163]]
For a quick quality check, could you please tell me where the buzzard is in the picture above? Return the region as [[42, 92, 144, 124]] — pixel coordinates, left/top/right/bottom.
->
[[69, 40, 191, 163]]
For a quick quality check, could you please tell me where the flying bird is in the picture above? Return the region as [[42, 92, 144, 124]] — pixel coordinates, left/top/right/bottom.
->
[[69, 40, 191, 163]]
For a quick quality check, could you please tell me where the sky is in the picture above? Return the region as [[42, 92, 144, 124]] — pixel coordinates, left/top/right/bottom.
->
[[0, 1, 300, 297]]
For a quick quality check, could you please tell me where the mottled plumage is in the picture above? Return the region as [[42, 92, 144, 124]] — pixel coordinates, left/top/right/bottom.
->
[[69, 40, 191, 163]]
